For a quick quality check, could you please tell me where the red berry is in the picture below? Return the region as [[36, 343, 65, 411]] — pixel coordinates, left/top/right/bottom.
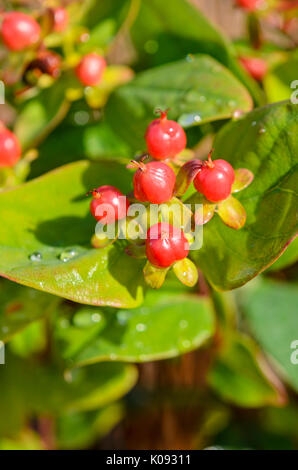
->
[[90, 185, 129, 225], [145, 110, 187, 160], [1, 12, 41, 51], [239, 57, 267, 81], [235, 0, 260, 11], [75, 53, 106, 86], [0, 123, 21, 167], [52, 7, 69, 32], [194, 152, 235, 203], [146, 222, 189, 268], [132, 160, 176, 204]]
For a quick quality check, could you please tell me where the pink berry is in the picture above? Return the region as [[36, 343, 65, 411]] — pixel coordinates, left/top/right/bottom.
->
[[52, 7, 69, 32], [89, 185, 129, 225], [75, 53, 106, 86], [132, 160, 176, 204], [1, 12, 41, 51], [0, 123, 21, 167], [239, 57, 267, 81], [145, 110, 187, 160], [194, 152, 235, 203], [146, 222, 189, 268]]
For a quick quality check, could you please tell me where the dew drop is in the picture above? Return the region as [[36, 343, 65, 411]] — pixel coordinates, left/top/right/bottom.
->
[[186, 53, 194, 62], [110, 353, 117, 361], [92, 313, 101, 323], [232, 109, 243, 119], [179, 320, 188, 329], [252, 121, 257, 127], [29, 252, 42, 262], [259, 127, 266, 134], [2, 326, 8, 333], [136, 323, 147, 332], [199, 95, 206, 102], [59, 249, 77, 262]]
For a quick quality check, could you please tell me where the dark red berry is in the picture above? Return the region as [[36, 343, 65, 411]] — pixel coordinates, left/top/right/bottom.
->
[[0, 123, 21, 167], [1, 12, 41, 51], [132, 160, 176, 204], [52, 7, 69, 32], [235, 0, 260, 11], [89, 185, 129, 225], [23, 50, 61, 84], [239, 57, 267, 81], [145, 110, 187, 160], [75, 53, 106, 86], [146, 222, 189, 268], [194, 152, 235, 203]]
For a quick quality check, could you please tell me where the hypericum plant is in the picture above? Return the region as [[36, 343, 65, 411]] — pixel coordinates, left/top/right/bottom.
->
[[88, 111, 254, 289]]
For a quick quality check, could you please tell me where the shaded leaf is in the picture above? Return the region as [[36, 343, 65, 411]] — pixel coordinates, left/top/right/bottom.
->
[[14, 80, 70, 150], [208, 333, 287, 408], [266, 236, 298, 272], [238, 278, 298, 392], [105, 54, 253, 154], [55, 287, 215, 365], [130, 0, 264, 104]]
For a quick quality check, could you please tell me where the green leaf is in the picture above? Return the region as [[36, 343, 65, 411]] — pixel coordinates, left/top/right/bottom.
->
[[208, 333, 287, 408], [0, 352, 137, 417], [190, 101, 298, 290], [0, 280, 58, 343], [0, 161, 145, 308], [57, 403, 124, 449], [238, 278, 298, 392], [14, 80, 70, 150], [55, 287, 215, 365], [29, 121, 131, 179], [264, 59, 298, 104], [266, 236, 298, 272], [105, 54, 253, 153], [130, 0, 264, 105]]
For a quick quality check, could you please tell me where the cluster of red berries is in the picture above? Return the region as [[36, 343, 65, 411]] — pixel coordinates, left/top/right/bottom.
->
[[0, 9, 107, 168], [89, 111, 238, 274], [0, 10, 106, 86]]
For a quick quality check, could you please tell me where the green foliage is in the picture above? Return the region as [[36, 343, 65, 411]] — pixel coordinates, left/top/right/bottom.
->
[[55, 286, 215, 366], [190, 101, 298, 290]]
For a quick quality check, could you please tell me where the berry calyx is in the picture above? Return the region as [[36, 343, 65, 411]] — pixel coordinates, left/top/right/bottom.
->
[[131, 160, 176, 204], [52, 7, 69, 32], [1, 12, 41, 51], [194, 151, 235, 203], [89, 185, 129, 225], [75, 53, 106, 86], [145, 109, 187, 160], [235, 0, 260, 11], [239, 57, 267, 81], [0, 122, 21, 167], [146, 222, 189, 268]]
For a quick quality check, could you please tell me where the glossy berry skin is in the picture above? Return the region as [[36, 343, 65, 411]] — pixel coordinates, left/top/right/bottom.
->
[[236, 0, 259, 11], [194, 159, 235, 203], [146, 223, 189, 268], [1, 12, 41, 51], [239, 57, 267, 81], [145, 111, 187, 160], [75, 53, 106, 86], [52, 7, 69, 32], [0, 124, 21, 167], [133, 161, 176, 204], [90, 185, 129, 225]]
